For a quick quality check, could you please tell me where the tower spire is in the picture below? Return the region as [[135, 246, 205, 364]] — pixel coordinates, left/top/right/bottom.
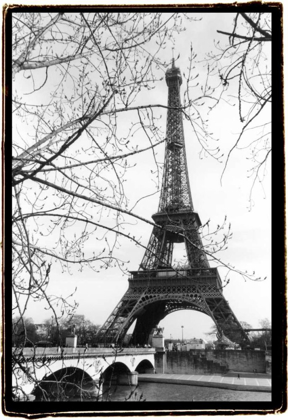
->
[[140, 61, 206, 270]]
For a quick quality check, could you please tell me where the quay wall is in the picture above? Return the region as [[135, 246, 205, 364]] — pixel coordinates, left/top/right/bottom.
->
[[155, 350, 266, 374]]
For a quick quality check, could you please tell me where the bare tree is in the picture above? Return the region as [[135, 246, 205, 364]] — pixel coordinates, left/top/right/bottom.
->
[[12, 11, 181, 329], [12, 317, 40, 347], [249, 318, 271, 350], [206, 320, 252, 338], [11, 10, 197, 401], [204, 12, 272, 202]]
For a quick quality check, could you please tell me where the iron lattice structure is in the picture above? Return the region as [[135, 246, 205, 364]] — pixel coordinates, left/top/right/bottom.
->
[[96, 60, 249, 347]]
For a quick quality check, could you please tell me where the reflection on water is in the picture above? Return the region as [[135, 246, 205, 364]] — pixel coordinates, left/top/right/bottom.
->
[[104, 382, 271, 402]]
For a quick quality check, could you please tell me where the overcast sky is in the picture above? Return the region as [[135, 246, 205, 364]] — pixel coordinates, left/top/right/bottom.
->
[[14, 10, 271, 342]]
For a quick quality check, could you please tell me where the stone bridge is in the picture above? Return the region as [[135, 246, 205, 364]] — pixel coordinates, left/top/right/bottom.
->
[[13, 347, 156, 401]]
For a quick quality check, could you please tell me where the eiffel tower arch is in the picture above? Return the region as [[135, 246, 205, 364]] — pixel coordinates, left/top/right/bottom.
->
[[96, 58, 250, 348]]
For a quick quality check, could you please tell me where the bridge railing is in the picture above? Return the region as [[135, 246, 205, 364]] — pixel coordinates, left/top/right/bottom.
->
[[14, 347, 156, 358]]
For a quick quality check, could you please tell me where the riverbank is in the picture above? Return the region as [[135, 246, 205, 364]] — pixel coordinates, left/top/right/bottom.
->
[[138, 372, 271, 393]]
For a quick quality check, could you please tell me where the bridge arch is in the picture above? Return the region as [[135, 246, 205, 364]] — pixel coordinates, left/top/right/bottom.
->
[[33, 366, 98, 401], [102, 361, 131, 383], [135, 359, 154, 374]]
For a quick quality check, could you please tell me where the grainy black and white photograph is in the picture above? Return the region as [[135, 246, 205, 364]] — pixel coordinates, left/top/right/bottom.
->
[[5, 2, 285, 415]]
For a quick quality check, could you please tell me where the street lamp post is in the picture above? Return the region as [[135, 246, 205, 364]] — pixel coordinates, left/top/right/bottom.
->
[[181, 326, 184, 343]]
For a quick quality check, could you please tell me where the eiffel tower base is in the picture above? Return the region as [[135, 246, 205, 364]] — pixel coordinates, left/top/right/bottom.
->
[[96, 268, 249, 348]]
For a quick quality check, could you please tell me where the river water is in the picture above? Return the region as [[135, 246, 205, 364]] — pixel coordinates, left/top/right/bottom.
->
[[103, 382, 271, 402]]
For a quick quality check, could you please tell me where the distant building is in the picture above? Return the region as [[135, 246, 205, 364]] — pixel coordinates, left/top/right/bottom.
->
[[166, 338, 207, 351], [183, 338, 206, 350]]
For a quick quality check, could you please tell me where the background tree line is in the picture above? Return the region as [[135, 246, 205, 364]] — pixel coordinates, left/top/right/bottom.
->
[[12, 315, 100, 347], [205, 318, 271, 350]]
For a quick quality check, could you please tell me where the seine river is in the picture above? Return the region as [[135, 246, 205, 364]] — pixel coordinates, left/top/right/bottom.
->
[[103, 382, 271, 402]]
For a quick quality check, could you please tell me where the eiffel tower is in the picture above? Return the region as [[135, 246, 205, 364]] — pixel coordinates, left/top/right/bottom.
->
[[96, 59, 250, 348]]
